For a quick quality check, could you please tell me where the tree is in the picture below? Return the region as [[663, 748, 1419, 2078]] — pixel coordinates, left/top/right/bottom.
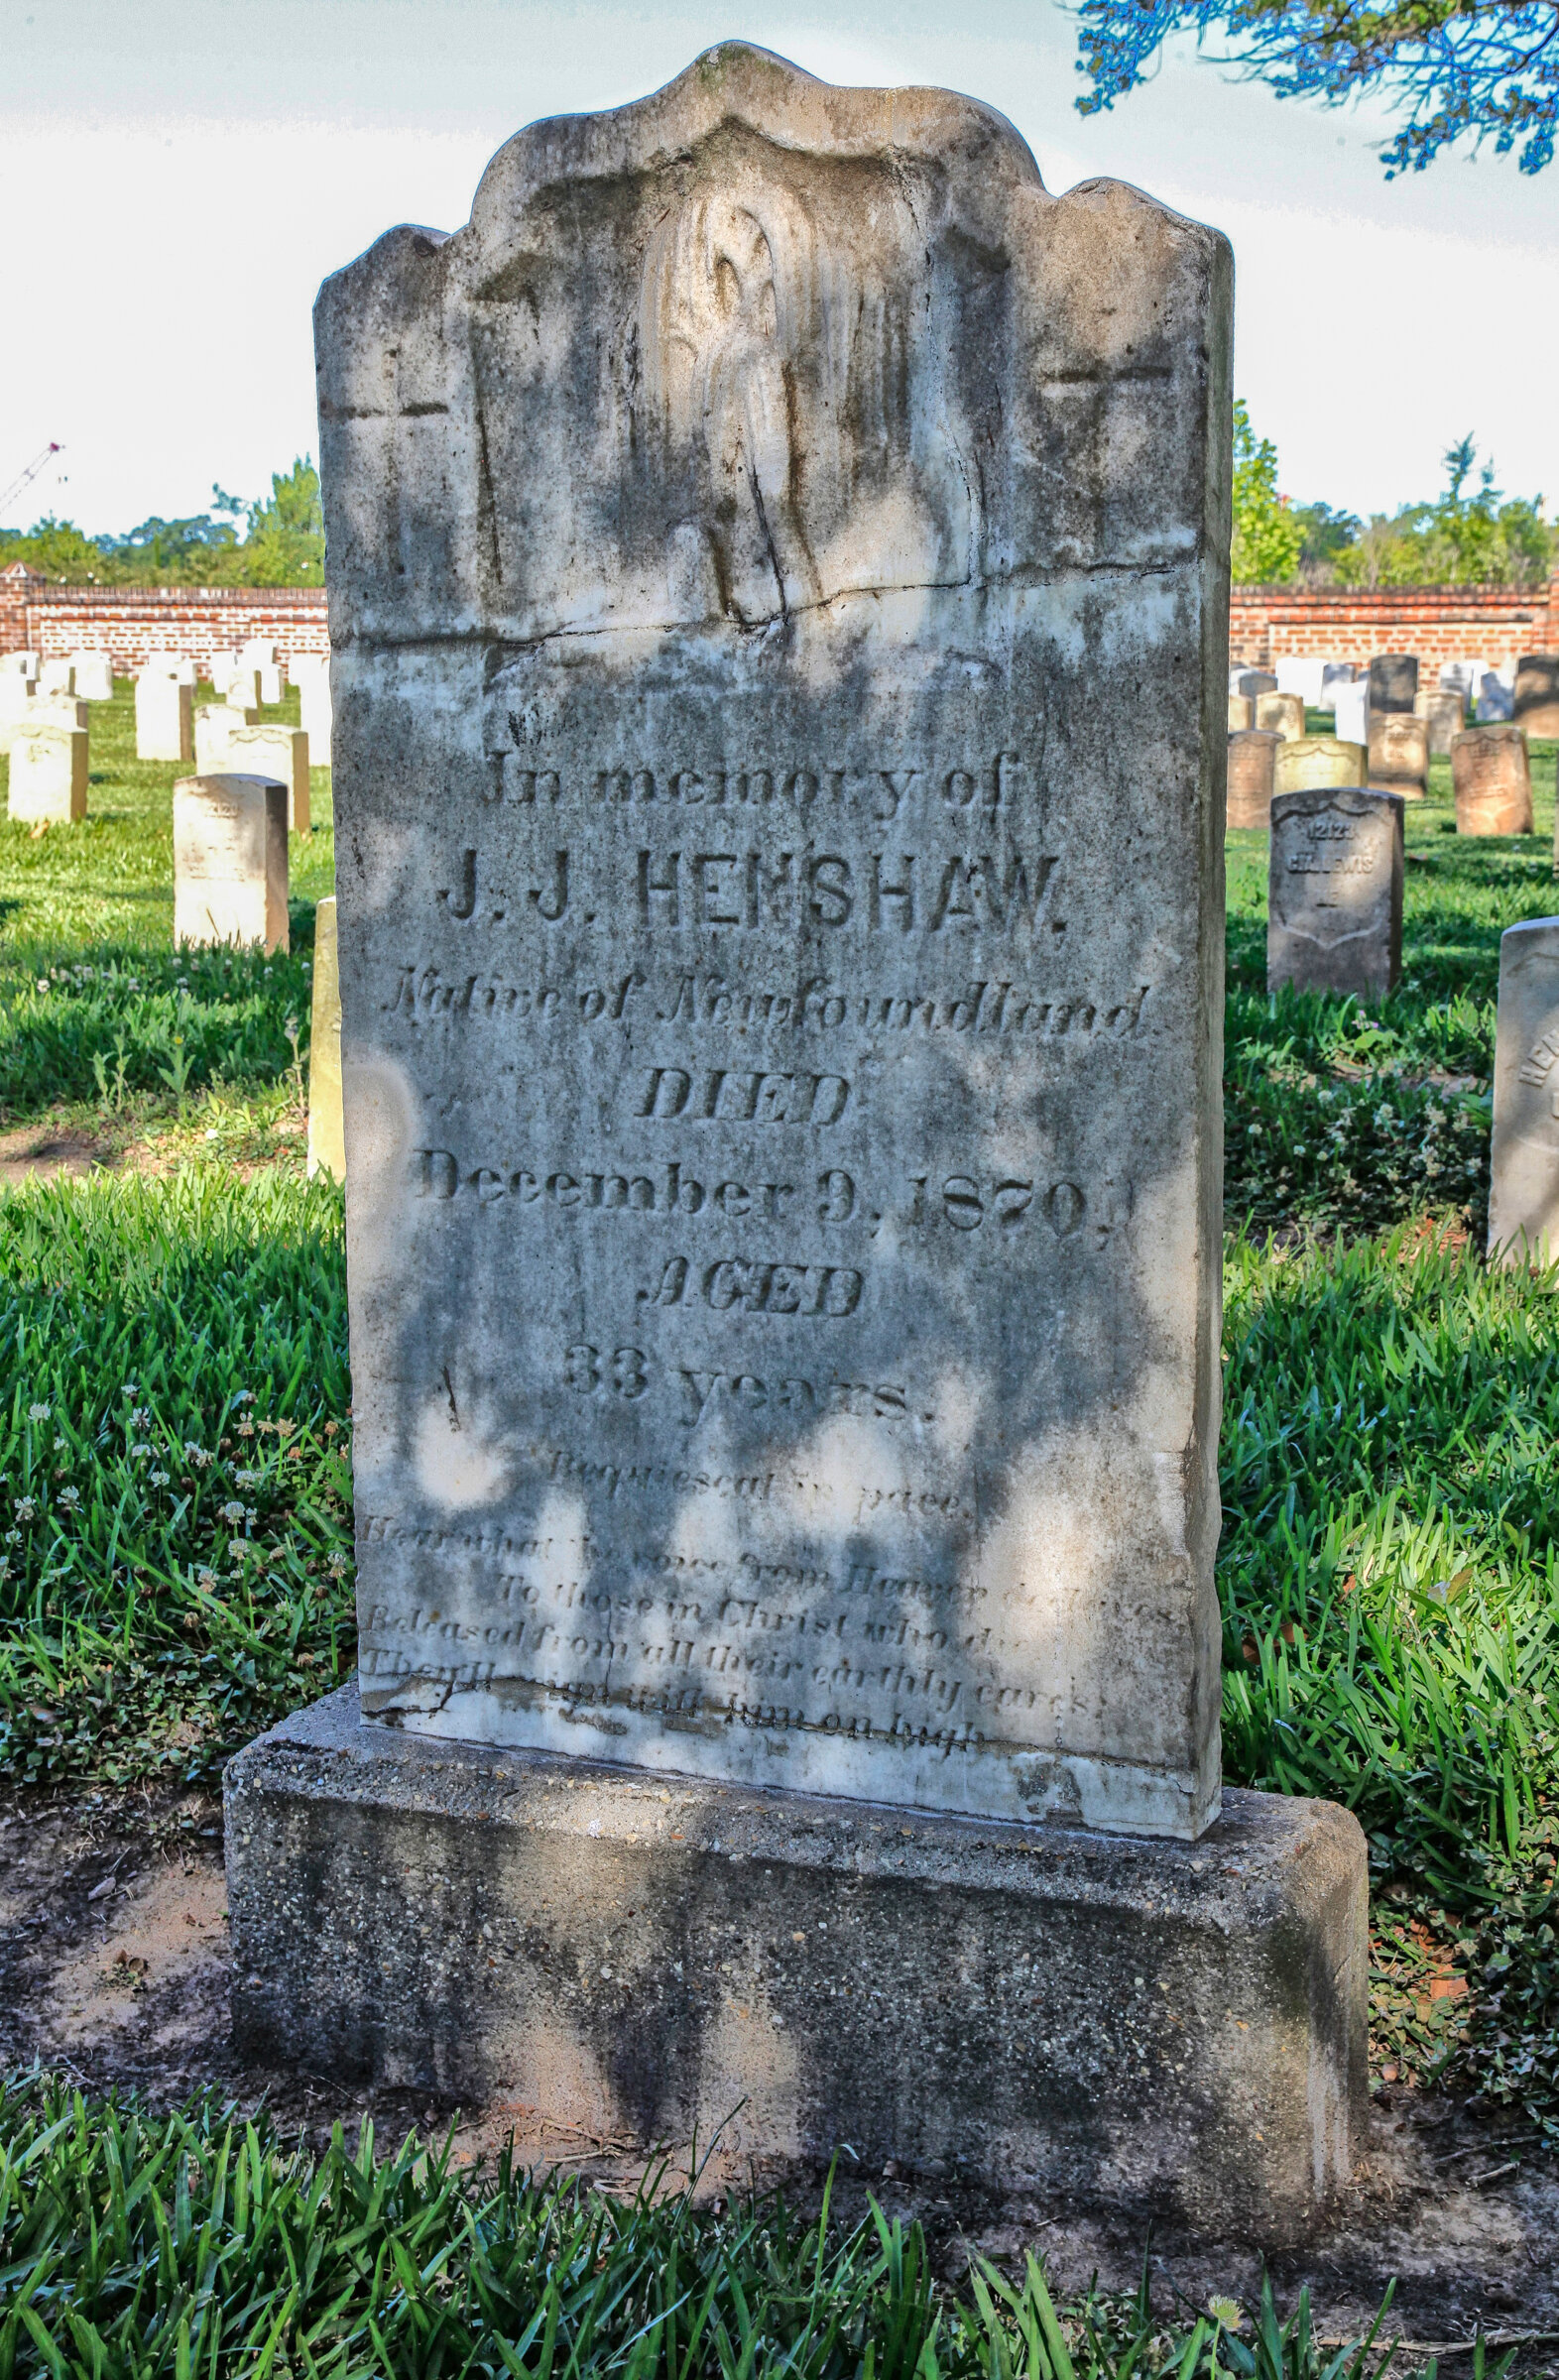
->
[[1328, 438, 1556, 585], [1231, 400, 1304, 583], [234, 457, 324, 586], [1292, 500, 1364, 582], [0, 461, 325, 586], [1074, 0, 1559, 176]]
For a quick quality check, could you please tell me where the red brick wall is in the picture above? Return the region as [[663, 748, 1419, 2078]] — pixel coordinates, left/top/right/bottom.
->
[[0, 572, 328, 677], [1230, 578, 1559, 674]]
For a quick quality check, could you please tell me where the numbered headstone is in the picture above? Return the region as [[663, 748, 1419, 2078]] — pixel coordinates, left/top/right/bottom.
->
[[173, 774, 289, 952], [1367, 711, 1428, 799], [1267, 786, 1403, 999]]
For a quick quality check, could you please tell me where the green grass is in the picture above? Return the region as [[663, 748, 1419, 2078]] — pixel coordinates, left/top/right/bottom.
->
[[0, 2076, 1397, 2380]]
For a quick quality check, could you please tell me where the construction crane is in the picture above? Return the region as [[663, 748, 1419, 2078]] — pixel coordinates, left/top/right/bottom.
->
[[0, 442, 64, 518]]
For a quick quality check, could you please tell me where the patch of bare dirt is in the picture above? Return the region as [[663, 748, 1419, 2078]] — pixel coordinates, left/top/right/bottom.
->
[[4, 1786, 1559, 2358], [0, 1126, 116, 1184]]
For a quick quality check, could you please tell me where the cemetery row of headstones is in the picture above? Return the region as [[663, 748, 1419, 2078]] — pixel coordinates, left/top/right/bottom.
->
[[0, 644, 331, 828]]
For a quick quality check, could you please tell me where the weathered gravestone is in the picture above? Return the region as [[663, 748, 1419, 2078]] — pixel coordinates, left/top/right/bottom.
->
[[1268, 787, 1402, 999], [136, 671, 195, 763], [1367, 710, 1428, 799], [1319, 661, 1356, 710], [1228, 728, 1280, 825], [1254, 690, 1304, 742], [1237, 669, 1277, 697], [1453, 724, 1533, 835], [1273, 736, 1366, 797], [1369, 653, 1417, 714], [1477, 670, 1515, 722], [7, 721, 87, 824], [1414, 686, 1463, 756], [221, 721, 309, 831], [1489, 919, 1559, 1262], [194, 697, 259, 774], [173, 774, 289, 952], [1228, 692, 1255, 732], [223, 47, 1366, 2239], [1513, 654, 1559, 740], [307, 894, 345, 1180]]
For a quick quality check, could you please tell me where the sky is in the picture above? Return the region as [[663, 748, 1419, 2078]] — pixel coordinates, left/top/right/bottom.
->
[[2, 0, 1556, 536]]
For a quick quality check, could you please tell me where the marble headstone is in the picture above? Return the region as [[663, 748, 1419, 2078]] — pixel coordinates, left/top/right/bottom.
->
[[319, 44, 1233, 1841], [7, 722, 88, 824], [39, 657, 72, 695], [1267, 787, 1403, 1000], [222, 721, 310, 831], [71, 652, 114, 702], [1237, 670, 1277, 698], [1453, 725, 1533, 835], [194, 698, 260, 774], [1414, 687, 1463, 756], [1477, 671, 1515, 723], [1254, 690, 1304, 742], [307, 895, 345, 1180], [1272, 736, 1367, 797], [1274, 658, 1325, 707], [1367, 711, 1428, 799], [173, 774, 290, 953], [1228, 693, 1255, 732], [1369, 654, 1417, 714], [1334, 680, 1369, 747], [295, 658, 333, 760], [1513, 654, 1559, 741], [1227, 729, 1280, 827], [136, 673, 194, 763], [1319, 662, 1356, 711], [1489, 919, 1559, 1262]]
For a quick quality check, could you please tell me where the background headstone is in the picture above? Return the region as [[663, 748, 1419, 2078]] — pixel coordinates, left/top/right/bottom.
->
[[225, 664, 263, 713], [1334, 679, 1369, 746], [0, 651, 39, 675], [1228, 728, 1280, 827], [1273, 736, 1368, 796], [1319, 661, 1357, 710], [1477, 668, 1515, 722], [259, 661, 285, 704], [1268, 787, 1403, 998], [1413, 686, 1463, 756], [39, 657, 72, 694], [7, 722, 88, 825], [28, 693, 90, 734], [1513, 654, 1559, 740], [1228, 693, 1255, 732], [1255, 689, 1304, 741], [1274, 657, 1325, 708], [0, 672, 38, 753], [1238, 669, 1277, 697], [71, 652, 114, 702], [1439, 659, 1483, 707], [1453, 725, 1533, 835], [194, 698, 260, 774], [173, 774, 289, 952], [1367, 711, 1429, 799], [136, 673, 194, 763], [307, 894, 344, 1180], [294, 657, 333, 760], [1489, 918, 1559, 1262], [223, 721, 310, 831], [1369, 654, 1418, 714]]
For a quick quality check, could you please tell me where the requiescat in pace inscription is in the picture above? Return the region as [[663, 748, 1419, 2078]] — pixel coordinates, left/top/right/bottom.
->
[[319, 44, 1233, 1840]]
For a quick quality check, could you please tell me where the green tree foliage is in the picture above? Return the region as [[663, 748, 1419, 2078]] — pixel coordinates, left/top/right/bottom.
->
[[0, 458, 324, 587], [1330, 436, 1557, 588], [1231, 399, 1304, 584]]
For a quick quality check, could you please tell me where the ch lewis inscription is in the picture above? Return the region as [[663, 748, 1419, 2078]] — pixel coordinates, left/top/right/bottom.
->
[[320, 48, 1230, 1840]]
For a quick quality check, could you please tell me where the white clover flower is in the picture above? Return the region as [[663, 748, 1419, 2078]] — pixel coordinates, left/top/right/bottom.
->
[[27, 1403, 50, 1423], [184, 1444, 213, 1468], [328, 1553, 351, 1577], [232, 1390, 254, 1407], [235, 1468, 261, 1486], [131, 1443, 152, 1460], [245, 1506, 257, 1527], [121, 1383, 138, 1397], [58, 1485, 79, 1507], [149, 1471, 171, 1487], [129, 1406, 152, 1429], [15, 1498, 36, 1523], [53, 1435, 68, 1452], [36, 979, 49, 995], [196, 1567, 218, 1590], [220, 1499, 246, 1524], [4, 1530, 19, 1546]]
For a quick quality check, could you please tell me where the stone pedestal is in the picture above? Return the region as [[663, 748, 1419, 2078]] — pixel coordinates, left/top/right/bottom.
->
[[226, 1682, 1368, 2245], [1367, 711, 1428, 799], [1453, 725, 1532, 835], [1513, 654, 1559, 742], [1254, 690, 1304, 742], [1227, 728, 1279, 826], [1273, 735, 1366, 797]]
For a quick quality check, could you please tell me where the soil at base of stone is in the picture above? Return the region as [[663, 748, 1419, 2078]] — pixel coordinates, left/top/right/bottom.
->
[[2, 1782, 1556, 2356]]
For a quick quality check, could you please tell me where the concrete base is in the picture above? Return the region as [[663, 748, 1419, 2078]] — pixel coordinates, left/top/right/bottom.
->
[[225, 1684, 1368, 2243]]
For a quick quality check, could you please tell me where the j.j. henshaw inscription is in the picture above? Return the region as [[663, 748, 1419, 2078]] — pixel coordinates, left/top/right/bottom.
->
[[227, 49, 1368, 2232], [315, 44, 1231, 1844]]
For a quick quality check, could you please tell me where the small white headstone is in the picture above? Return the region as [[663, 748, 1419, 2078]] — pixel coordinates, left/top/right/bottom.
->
[[0, 672, 37, 753], [222, 722, 310, 831], [8, 722, 88, 824], [173, 774, 290, 952], [1489, 918, 1559, 1262], [1333, 681, 1369, 746], [1477, 670, 1515, 723], [39, 657, 72, 694], [259, 661, 284, 705], [71, 652, 114, 702], [1274, 658, 1325, 707], [294, 658, 333, 760], [194, 699, 260, 774], [1319, 662, 1356, 712], [136, 674, 195, 763]]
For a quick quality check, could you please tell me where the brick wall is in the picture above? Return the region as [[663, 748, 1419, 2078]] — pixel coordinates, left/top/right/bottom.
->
[[0, 570, 328, 676], [1230, 578, 1559, 674]]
